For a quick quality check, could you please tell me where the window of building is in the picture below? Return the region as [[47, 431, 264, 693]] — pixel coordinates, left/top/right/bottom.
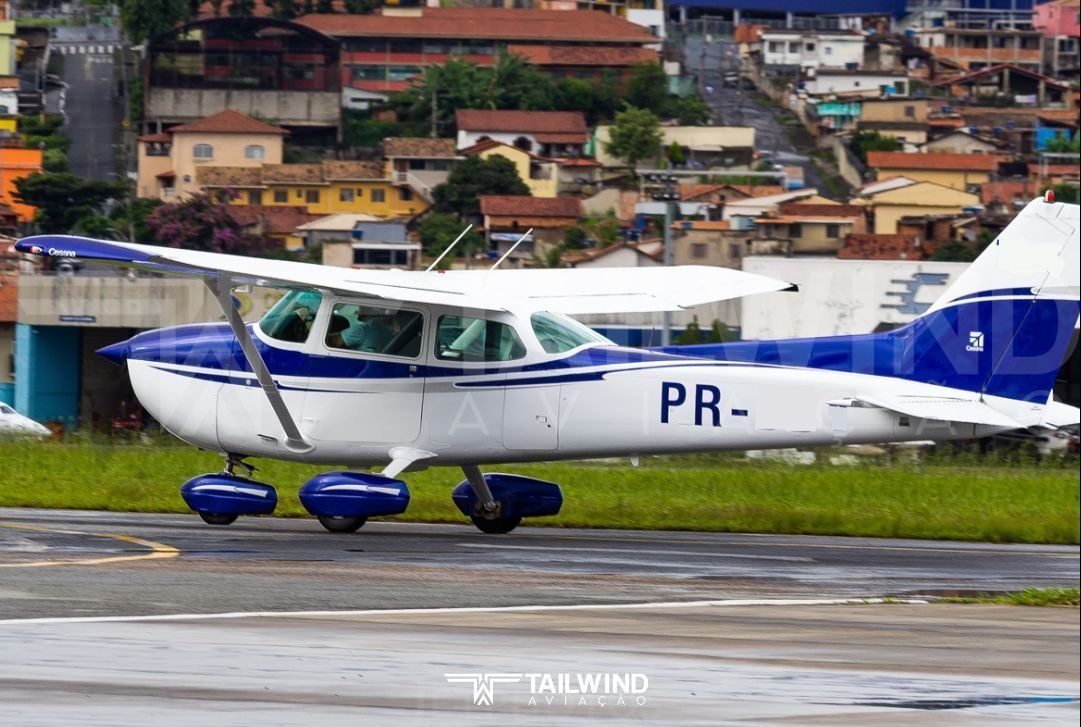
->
[[352, 249, 411, 267], [768, 41, 782, 53], [371, 188, 386, 203], [273, 189, 288, 204], [788, 223, 803, 238], [305, 189, 320, 204], [728, 243, 742, 260], [258, 290, 322, 344], [691, 242, 708, 259], [530, 312, 609, 354], [904, 105, 915, 118], [399, 188, 413, 202], [193, 143, 214, 161], [245, 144, 265, 160], [824, 46, 833, 55], [340, 188, 355, 203], [247, 190, 263, 205], [826, 224, 840, 239], [325, 303, 424, 358], [355, 188, 364, 198], [788, 42, 799, 53], [805, 43, 815, 52], [435, 316, 526, 362]]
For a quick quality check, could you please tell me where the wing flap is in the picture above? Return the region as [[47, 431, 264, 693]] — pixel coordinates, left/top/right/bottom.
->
[[849, 394, 1023, 429]]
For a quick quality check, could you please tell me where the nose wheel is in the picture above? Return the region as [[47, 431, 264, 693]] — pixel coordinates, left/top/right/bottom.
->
[[469, 515, 521, 535], [317, 515, 367, 533], [199, 512, 239, 526]]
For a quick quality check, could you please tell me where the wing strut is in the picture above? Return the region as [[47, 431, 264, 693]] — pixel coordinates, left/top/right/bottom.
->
[[207, 279, 314, 454]]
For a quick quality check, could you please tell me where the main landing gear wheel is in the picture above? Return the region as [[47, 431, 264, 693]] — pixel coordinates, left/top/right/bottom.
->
[[317, 515, 367, 533], [199, 512, 239, 526], [470, 515, 522, 534]]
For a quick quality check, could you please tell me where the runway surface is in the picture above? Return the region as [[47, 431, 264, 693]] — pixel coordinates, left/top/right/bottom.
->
[[1, 509, 1078, 724]]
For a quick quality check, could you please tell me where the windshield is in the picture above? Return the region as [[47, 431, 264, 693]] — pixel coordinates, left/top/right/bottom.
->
[[530, 312, 610, 354], [258, 290, 323, 344]]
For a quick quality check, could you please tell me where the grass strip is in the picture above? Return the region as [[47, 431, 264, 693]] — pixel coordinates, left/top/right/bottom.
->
[[942, 588, 1080, 607], [0, 441, 1077, 544]]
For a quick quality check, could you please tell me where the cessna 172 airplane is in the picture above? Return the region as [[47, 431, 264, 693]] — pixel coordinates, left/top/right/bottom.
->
[[14, 196, 1080, 534]]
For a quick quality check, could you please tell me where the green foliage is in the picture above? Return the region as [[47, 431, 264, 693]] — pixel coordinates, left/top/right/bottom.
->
[[262, 0, 299, 17], [563, 226, 588, 250], [228, 0, 257, 16], [544, 244, 566, 268], [675, 316, 703, 345], [128, 76, 144, 123], [432, 155, 530, 218], [580, 212, 621, 247], [42, 148, 69, 173], [120, 0, 192, 44], [1, 441, 1077, 543], [1043, 132, 1079, 154], [626, 62, 669, 111], [552, 75, 620, 127], [930, 239, 978, 262], [605, 106, 663, 169], [13, 172, 127, 233], [943, 587, 1080, 607], [111, 197, 164, 243], [342, 111, 404, 148], [850, 130, 901, 164], [147, 193, 273, 255], [668, 95, 711, 126], [708, 319, 737, 343], [17, 115, 65, 136], [666, 141, 685, 166], [417, 212, 483, 262], [282, 145, 324, 163], [1049, 183, 1079, 205], [343, 0, 379, 11]]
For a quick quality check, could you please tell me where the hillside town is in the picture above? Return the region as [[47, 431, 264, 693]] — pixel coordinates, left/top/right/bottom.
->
[[0, 0, 1078, 430]]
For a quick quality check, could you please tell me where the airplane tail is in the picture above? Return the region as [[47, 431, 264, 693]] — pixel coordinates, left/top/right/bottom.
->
[[905, 196, 1079, 404]]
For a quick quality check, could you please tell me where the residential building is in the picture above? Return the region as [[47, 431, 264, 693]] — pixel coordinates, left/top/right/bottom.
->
[[1034, 0, 1081, 75], [479, 195, 582, 258], [673, 220, 748, 269], [857, 98, 930, 145], [305, 216, 422, 269], [668, 0, 904, 26], [837, 233, 923, 260], [505, 44, 658, 84], [855, 180, 981, 234], [933, 64, 1071, 107], [806, 99, 863, 137], [143, 16, 342, 139], [750, 203, 868, 255], [757, 29, 866, 71], [921, 129, 1002, 154], [461, 139, 560, 198], [0, 2, 15, 77], [0, 76, 16, 119], [296, 8, 657, 104], [865, 151, 998, 191], [197, 161, 429, 219], [222, 205, 320, 252], [456, 110, 590, 159], [593, 125, 756, 168], [721, 189, 825, 228], [0, 147, 43, 223], [381, 137, 461, 203], [563, 241, 662, 268], [802, 70, 911, 97], [136, 110, 288, 201], [912, 26, 1045, 72]]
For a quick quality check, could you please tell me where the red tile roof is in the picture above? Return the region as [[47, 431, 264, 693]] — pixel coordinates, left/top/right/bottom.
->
[[456, 110, 588, 135], [838, 233, 923, 260], [981, 179, 1038, 205], [297, 9, 655, 43], [480, 195, 582, 218], [224, 205, 320, 236], [506, 44, 658, 67], [169, 109, 288, 136], [866, 151, 999, 172], [778, 203, 866, 218]]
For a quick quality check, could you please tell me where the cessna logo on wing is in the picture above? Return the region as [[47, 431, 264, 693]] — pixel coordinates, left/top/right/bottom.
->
[[47, 248, 79, 257], [966, 331, 985, 352]]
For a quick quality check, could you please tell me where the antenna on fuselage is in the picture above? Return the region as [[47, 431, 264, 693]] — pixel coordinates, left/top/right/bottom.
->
[[488, 228, 533, 271], [425, 224, 473, 272]]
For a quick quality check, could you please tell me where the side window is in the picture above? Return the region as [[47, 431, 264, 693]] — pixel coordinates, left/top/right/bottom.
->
[[436, 315, 526, 362], [193, 143, 214, 161], [325, 303, 424, 358], [258, 290, 323, 344]]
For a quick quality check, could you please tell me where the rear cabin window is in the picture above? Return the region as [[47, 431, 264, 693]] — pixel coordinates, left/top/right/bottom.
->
[[436, 315, 526, 362], [324, 303, 424, 358]]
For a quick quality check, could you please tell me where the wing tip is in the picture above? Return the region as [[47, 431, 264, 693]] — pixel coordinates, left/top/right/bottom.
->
[[783, 282, 799, 293]]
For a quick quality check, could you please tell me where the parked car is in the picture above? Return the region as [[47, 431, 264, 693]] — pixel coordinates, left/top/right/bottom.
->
[[0, 403, 51, 438]]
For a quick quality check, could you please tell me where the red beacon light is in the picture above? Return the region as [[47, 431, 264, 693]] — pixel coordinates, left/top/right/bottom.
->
[[1044, 189, 1055, 204]]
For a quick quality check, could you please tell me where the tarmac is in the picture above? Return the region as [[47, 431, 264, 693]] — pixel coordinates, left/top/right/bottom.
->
[[1, 508, 1078, 724]]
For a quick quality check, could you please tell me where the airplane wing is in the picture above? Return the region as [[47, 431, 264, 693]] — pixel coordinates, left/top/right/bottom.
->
[[13, 235, 793, 314], [834, 394, 1023, 429]]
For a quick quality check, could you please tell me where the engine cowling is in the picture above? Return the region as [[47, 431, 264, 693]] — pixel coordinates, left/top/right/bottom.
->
[[452, 473, 563, 520], [180, 474, 278, 516], [299, 471, 411, 519]]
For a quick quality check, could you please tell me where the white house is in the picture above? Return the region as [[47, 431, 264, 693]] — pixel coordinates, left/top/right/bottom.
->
[[760, 30, 866, 71], [803, 70, 910, 97], [455, 109, 589, 158]]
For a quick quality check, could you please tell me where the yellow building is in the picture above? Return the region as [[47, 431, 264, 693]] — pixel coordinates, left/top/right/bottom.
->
[[866, 151, 998, 191], [0, 2, 15, 78], [857, 99, 930, 145], [461, 139, 559, 198], [858, 181, 980, 235], [198, 160, 429, 219], [136, 109, 287, 200]]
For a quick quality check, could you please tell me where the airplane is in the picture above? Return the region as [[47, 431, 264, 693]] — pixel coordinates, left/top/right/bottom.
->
[[13, 195, 1080, 535]]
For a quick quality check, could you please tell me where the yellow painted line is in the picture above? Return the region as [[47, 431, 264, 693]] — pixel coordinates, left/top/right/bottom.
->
[[0, 522, 180, 568]]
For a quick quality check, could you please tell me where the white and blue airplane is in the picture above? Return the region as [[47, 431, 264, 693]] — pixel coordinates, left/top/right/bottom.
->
[[14, 196, 1080, 534]]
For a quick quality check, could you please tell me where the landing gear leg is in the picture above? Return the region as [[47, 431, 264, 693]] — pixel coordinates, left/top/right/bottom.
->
[[462, 465, 521, 535], [195, 454, 255, 526]]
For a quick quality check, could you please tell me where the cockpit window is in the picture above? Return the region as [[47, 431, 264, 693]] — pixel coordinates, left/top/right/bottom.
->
[[530, 311, 610, 354], [258, 290, 323, 344], [325, 303, 424, 358], [436, 315, 526, 362], [0, 404, 14, 415]]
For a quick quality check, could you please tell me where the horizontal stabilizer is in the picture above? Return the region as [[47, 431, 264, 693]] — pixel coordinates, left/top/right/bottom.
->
[[1040, 400, 1081, 429], [834, 394, 1023, 429]]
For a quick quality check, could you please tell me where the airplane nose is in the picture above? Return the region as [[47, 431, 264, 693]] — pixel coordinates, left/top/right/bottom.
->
[[96, 339, 131, 365]]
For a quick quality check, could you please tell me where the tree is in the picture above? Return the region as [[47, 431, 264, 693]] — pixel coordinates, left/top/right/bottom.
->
[[432, 155, 530, 218], [1049, 183, 1079, 205], [418, 212, 483, 264], [930, 239, 977, 262], [147, 193, 272, 255], [675, 316, 703, 345], [666, 141, 685, 167], [1044, 132, 1079, 154], [13, 172, 127, 233], [563, 226, 588, 250], [488, 53, 556, 114], [626, 62, 670, 112], [605, 106, 662, 169], [668, 96, 711, 125], [120, 0, 192, 43], [553, 76, 619, 126], [850, 130, 900, 164], [262, 0, 299, 19], [707, 319, 737, 343], [343, 0, 378, 12]]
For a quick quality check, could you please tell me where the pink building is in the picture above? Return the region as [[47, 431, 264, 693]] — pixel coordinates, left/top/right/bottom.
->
[[1034, 0, 1081, 37]]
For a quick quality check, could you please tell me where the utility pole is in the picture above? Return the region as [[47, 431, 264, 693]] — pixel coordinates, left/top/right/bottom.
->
[[650, 174, 680, 347]]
